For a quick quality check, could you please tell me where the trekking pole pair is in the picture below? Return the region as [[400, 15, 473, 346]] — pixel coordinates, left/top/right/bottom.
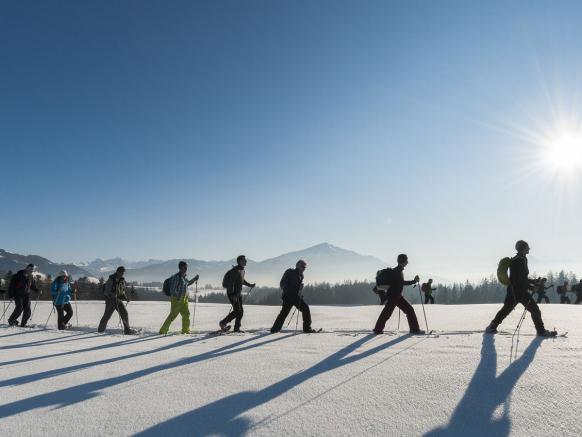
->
[[414, 282, 430, 332], [44, 286, 65, 329], [1, 300, 12, 323]]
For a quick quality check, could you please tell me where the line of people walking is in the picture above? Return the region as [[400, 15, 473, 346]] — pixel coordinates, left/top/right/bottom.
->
[[0, 241, 568, 337]]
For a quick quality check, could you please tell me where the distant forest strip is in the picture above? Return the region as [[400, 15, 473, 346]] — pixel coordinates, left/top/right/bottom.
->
[[2, 270, 579, 305]]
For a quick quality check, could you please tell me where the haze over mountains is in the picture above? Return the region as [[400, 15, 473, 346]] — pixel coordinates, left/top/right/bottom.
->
[[1, 244, 390, 287]]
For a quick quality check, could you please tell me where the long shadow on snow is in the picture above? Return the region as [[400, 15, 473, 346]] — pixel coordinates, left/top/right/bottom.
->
[[0, 331, 99, 350], [0, 337, 162, 376], [137, 333, 414, 436], [0, 333, 292, 418], [425, 333, 542, 437]]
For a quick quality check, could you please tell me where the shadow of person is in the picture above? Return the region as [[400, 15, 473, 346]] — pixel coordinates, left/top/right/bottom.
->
[[425, 333, 543, 437], [137, 333, 418, 436], [0, 332, 292, 419]]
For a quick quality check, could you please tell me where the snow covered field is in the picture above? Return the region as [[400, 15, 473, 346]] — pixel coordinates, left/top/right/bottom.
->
[[1, 301, 581, 436]]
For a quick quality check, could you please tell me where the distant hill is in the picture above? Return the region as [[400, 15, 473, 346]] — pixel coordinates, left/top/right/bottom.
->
[[121, 243, 386, 286], [0, 249, 92, 278]]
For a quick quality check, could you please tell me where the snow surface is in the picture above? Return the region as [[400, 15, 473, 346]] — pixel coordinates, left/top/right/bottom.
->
[[1, 301, 581, 436]]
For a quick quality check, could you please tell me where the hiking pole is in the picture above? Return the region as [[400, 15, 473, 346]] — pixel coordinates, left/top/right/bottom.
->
[[285, 307, 298, 329], [295, 303, 300, 334], [74, 286, 79, 328], [30, 289, 41, 322], [242, 285, 255, 304], [1, 300, 12, 323], [191, 281, 198, 329], [416, 282, 430, 332], [45, 286, 64, 329], [397, 309, 401, 331]]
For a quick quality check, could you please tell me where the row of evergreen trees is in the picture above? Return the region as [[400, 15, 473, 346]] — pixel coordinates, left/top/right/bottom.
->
[[2, 270, 579, 305], [198, 270, 580, 306]]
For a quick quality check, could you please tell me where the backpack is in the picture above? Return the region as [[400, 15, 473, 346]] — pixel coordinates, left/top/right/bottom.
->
[[556, 285, 565, 295], [375, 268, 393, 288], [162, 276, 173, 297], [497, 257, 512, 286], [222, 267, 238, 289], [421, 283, 430, 293], [7, 275, 17, 299]]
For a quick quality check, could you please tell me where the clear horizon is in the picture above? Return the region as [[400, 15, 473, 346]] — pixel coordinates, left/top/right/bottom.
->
[[2, 1, 582, 283]]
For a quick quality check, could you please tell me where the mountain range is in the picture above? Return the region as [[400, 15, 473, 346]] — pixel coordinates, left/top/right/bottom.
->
[[0, 244, 387, 286]]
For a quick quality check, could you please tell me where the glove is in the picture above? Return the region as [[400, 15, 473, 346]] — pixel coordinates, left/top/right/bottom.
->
[[251, 283, 256, 288], [193, 274, 199, 282], [414, 275, 420, 283]]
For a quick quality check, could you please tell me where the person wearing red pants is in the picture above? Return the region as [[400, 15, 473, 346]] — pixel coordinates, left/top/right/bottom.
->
[[373, 254, 423, 335]]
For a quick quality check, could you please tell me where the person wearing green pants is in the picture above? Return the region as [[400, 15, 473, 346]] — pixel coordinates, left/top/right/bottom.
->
[[159, 261, 199, 335]]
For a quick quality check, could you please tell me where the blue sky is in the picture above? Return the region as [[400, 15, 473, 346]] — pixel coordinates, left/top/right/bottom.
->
[[1, 1, 582, 281]]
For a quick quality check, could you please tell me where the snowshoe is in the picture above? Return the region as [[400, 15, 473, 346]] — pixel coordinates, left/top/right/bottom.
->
[[410, 329, 426, 335], [303, 327, 321, 333], [219, 321, 231, 333], [485, 325, 498, 334], [538, 329, 557, 338]]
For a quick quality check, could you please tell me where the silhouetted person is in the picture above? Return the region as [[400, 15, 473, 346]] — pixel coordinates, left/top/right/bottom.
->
[[534, 278, 552, 304], [574, 280, 582, 304], [8, 264, 41, 327], [373, 254, 423, 335], [486, 240, 555, 337], [557, 281, 571, 304], [220, 255, 255, 333], [98, 266, 136, 334], [421, 279, 436, 304], [270, 260, 317, 333]]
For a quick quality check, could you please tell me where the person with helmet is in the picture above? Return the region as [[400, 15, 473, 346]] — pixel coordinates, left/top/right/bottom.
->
[[51, 270, 74, 330], [8, 264, 41, 327], [421, 279, 436, 304], [486, 240, 556, 337], [373, 254, 423, 335]]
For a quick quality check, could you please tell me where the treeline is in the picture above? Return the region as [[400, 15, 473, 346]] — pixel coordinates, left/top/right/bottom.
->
[[198, 270, 580, 306]]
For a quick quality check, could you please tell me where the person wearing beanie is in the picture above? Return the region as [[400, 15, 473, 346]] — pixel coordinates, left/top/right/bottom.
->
[[50, 270, 74, 330]]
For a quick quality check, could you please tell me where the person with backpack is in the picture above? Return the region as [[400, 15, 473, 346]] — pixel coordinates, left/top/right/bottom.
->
[[373, 254, 423, 335], [159, 261, 199, 335], [219, 255, 256, 333], [574, 280, 582, 304], [534, 278, 552, 304], [97, 266, 137, 334], [50, 270, 74, 330], [270, 260, 317, 333], [486, 240, 556, 337], [559, 281, 571, 304], [421, 279, 436, 304], [7, 264, 42, 327]]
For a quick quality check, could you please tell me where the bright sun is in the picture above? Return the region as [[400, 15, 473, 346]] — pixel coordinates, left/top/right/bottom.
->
[[544, 129, 582, 171]]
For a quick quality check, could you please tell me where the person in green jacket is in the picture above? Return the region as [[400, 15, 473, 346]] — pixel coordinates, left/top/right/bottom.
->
[[159, 261, 199, 335]]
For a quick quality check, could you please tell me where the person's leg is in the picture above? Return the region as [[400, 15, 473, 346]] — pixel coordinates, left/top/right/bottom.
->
[[536, 293, 542, 304], [116, 300, 131, 333], [490, 287, 518, 329], [271, 299, 294, 333], [425, 295, 429, 305], [374, 292, 399, 333], [397, 297, 420, 332], [221, 295, 238, 326], [98, 298, 117, 332], [520, 293, 546, 334], [543, 294, 549, 304], [63, 303, 73, 326], [298, 298, 312, 331], [20, 295, 32, 326], [9, 295, 24, 325], [566, 296, 571, 304], [179, 297, 191, 334], [159, 297, 181, 334], [234, 299, 244, 331], [56, 304, 65, 329]]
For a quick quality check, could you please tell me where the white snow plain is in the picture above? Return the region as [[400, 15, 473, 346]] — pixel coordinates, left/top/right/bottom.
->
[[1, 300, 581, 436]]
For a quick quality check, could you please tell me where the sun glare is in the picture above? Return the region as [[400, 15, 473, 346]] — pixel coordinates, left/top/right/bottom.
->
[[544, 129, 582, 172]]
